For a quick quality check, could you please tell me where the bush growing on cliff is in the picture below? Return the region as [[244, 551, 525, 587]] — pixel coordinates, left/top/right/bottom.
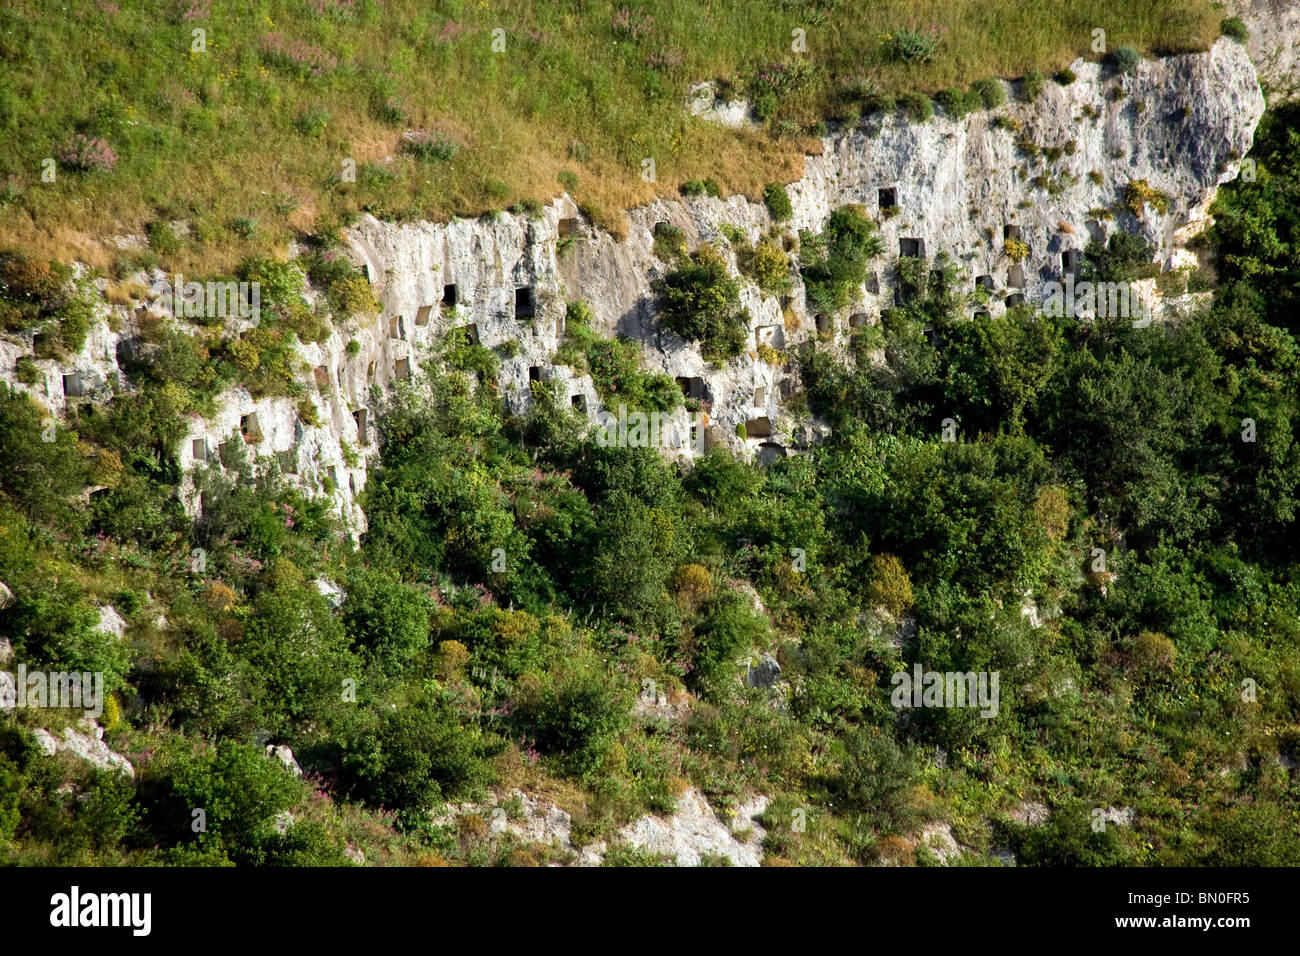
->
[[738, 232, 794, 298], [800, 205, 883, 315], [554, 301, 680, 411], [514, 665, 630, 782], [763, 183, 793, 222], [652, 245, 748, 364], [1080, 233, 1159, 282], [1220, 17, 1248, 43], [973, 77, 1006, 109], [340, 689, 490, 827], [900, 91, 933, 123], [343, 566, 435, 672], [1109, 46, 1141, 76], [934, 87, 980, 120]]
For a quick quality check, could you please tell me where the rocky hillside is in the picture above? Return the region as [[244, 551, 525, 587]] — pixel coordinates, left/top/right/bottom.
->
[[1, 41, 1264, 537], [3, 17, 1299, 870]]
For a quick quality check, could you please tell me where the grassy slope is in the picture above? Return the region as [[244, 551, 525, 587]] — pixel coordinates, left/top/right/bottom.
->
[[0, 0, 1216, 272]]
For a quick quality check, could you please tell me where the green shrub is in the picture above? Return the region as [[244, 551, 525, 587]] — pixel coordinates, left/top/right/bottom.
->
[[1109, 46, 1141, 75], [763, 182, 793, 222], [900, 91, 933, 122], [834, 728, 919, 827], [0, 753, 23, 844], [1053, 68, 1077, 85], [934, 87, 981, 119], [139, 741, 308, 865], [800, 205, 883, 316], [516, 666, 630, 782], [691, 590, 769, 694], [652, 223, 687, 262], [0, 386, 89, 526], [557, 170, 579, 193], [864, 89, 897, 114], [973, 77, 1006, 109], [554, 302, 679, 412], [343, 566, 435, 671], [293, 105, 330, 137], [402, 129, 459, 163], [444, 332, 499, 380], [865, 554, 914, 616], [14, 356, 38, 384], [1081, 233, 1160, 282], [510, 198, 544, 218], [231, 216, 258, 240], [1122, 178, 1171, 217], [0, 251, 72, 332], [329, 275, 380, 316], [1010, 806, 1132, 866], [145, 220, 181, 257], [739, 233, 794, 297], [680, 179, 721, 198], [652, 245, 748, 363], [238, 256, 306, 309], [718, 224, 747, 245], [885, 25, 941, 63]]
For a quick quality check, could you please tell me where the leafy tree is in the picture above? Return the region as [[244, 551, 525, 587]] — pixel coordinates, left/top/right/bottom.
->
[[343, 566, 434, 672], [138, 742, 307, 866], [515, 666, 629, 782], [340, 687, 489, 823], [940, 307, 1064, 431]]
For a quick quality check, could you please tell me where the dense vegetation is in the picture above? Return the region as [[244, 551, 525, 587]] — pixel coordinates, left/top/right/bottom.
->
[[2, 84, 1298, 870]]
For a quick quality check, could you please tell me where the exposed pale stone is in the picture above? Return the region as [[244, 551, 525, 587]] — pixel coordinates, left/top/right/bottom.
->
[[600, 787, 769, 867], [56, 724, 134, 777], [313, 577, 345, 609], [267, 744, 303, 778], [97, 605, 126, 640], [918, 821, 963, 864], [0, 670, 16, 709]]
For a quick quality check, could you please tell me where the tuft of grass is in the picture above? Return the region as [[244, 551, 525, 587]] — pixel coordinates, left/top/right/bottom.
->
[[1220, 17, 1248, 43], [1122, 179, 1172, 217], [900, 91, 934, 123], [973, 77, 1006, 109], [1020, 70, 1045, 101]]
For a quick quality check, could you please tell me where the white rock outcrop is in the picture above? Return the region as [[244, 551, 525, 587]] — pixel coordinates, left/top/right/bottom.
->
[[31, 722, 134, 778], [267, 744, 303, 778], [593, 788, 769, 867]]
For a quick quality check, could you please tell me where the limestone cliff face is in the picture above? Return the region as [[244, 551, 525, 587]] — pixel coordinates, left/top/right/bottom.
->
[[0, 38, 1266, 535], [1226, 0, 1300, 100], [346, 38, 1262, 462]]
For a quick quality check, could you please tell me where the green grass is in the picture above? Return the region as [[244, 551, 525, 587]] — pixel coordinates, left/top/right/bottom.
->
[[0, 0, 1216, 273]]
